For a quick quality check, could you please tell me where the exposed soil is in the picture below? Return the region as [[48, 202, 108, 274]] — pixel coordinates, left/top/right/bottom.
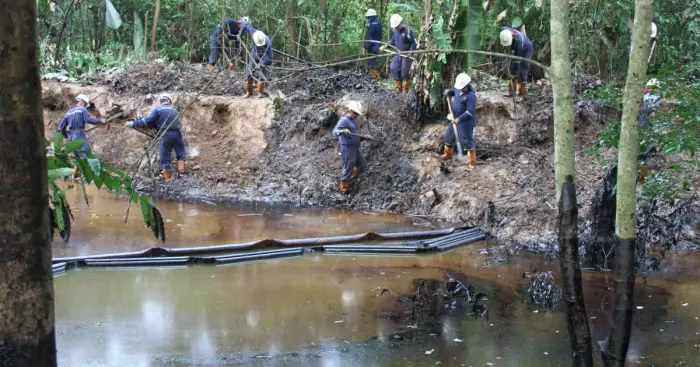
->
[[39, 63, 645, 249]]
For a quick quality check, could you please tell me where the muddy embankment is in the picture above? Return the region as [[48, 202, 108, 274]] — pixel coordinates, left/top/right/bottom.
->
[[41, 63, 613, 248]]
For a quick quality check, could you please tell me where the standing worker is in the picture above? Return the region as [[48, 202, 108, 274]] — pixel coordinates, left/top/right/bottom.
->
[[440, 73, 477, 170], [333, 101, 368, 194], [500, 26, 534, 101], [641, 78, 661, 130], [125, 94, 186, 180], [245, 31, 274, 98], [363, 9, 383, 81], [59, 94, 105, 176], [380, 14, 416, 93], [208, 19, 241, 70]]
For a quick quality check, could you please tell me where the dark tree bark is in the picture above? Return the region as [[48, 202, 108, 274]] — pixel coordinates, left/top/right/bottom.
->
[[287, 0, 298, 57], [551, 0, 594, 364], [587, 165, 617, 268], [413, 0, 438, 120], [601, 0, 654, 365], [0, 1, 57, 366], [150, 0, 161, 52]]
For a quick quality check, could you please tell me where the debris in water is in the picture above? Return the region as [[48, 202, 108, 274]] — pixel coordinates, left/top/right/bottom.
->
[[681, 302, 689, 307], [454, 338, 463, 343], [425, 349, 434, 355], [334, 320, 344, 323], [487, 363, 494, 366], [407, 324, 418, 329], [523, 270, 563, 310], [636, 306, 644, 310], [238, 213, 263, 217], [544, 351, 549, 355]]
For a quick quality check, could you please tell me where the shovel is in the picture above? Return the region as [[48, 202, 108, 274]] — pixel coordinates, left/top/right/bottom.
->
[[347, 132, 382, 143], [446, 96, 466, 161]]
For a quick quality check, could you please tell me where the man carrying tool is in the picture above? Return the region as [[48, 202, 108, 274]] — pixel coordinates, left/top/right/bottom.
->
[[380, 14, 416, 93], [440, 73, 477, 170], [125, 94, 186, 180], [363, 9, 383, 81], [58, 94, 105, 176], [208, 19, 240, 70], [245, 30, 274, 98], [500, 26, 533, 102], [333, 101, 367, 195]]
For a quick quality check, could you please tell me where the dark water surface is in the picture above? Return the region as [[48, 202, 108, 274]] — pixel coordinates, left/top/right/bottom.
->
[[53, 186, 437, 258], [53, 189, 700, 366]]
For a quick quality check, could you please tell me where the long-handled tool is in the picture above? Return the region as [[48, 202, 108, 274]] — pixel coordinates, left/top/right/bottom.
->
[[85, 112, 125, 133], [446, 96, 465, 161], [347, 131, 382, 143]]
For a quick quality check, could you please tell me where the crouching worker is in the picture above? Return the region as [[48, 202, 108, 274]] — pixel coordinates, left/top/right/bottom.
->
[[440, 73, 477, 169], [125, 94, 186, 180], [333, 101, 367, 194], [245, 31, 274, 98]]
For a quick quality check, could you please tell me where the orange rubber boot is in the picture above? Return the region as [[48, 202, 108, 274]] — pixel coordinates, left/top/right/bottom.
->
[[257, 82, 264, 98], [371, 69, 380, 81], [439, 145, 454, 160], [403, 80, 411, 93], [468, 151, 477, 169], [162, 170, 173, 180], [244, 80, 253, 98], [177, 161, 185, 174], [395, 80, 403, 93], [339, 181, 350, 194]]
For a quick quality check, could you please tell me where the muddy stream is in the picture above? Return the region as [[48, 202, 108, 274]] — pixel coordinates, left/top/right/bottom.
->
[[54, 189, 700, 366]]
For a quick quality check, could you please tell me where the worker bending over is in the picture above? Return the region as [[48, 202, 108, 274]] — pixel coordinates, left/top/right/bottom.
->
[[333, 101, 367, 194], [208, 19, 241, 69], [500, 26, 533, 101], [363, 9, 383, 81], [125, 94, 186, 180], [59, 94, 105, 176], [441, 73, 477, 170], [245, 31, 274, 98], [381, 14, 416, 93]]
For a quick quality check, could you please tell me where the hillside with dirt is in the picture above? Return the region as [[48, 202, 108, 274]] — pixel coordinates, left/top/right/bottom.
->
[[41, 63, 614, 248]]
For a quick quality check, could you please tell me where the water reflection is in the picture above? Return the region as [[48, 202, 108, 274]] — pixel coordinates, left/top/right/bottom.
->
[[54, 247, 700, 366], [53, 186, 439, 258]]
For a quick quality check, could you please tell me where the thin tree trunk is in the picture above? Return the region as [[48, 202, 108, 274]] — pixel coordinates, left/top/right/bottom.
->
[[0, 1, 57, 366], [550, 0, 594, 365], [287, 0, 298, 56], [143, 12, 149, 59], [54, 0, 77, 62], [313, 0, 326, 61], [150, 0, 161, 52], [413, 0, 438, 113], [601, 1, 654, 365]]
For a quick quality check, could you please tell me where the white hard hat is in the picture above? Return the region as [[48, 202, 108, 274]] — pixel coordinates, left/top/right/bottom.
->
[[390, 14, 403, 28], [347, 101, 364, 115], [240, 16, 250, 24], [650, 22, 658, 38], [500, 29, 513, 46], [454, 73, 472, 90], [75, 94, 90, 105], [366, 9, 377, 17], [253, 31, 267, 47], [646, 78, 660, 88], [160, 93, 172, 102]]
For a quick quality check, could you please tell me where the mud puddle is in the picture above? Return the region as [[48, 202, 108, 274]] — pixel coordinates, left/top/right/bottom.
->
[[54, 244, 700, 366], [53, 185, 441, 258]]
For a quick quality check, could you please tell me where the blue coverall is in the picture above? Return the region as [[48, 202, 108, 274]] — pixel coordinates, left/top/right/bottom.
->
[[641, 91, 661, 130], [388, 25, 416, 81], [444, 88, 477, 152], [209, 19, 241, 65], [333, 115, 367, 182], [248, 35, 274, 82], [59, 105, 102, 157], [364, 16, 382, 69], [502, 26, 533, 83], [133, 104, 186, 171]]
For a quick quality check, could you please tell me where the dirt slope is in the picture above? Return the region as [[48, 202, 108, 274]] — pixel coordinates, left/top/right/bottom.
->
[[41, 63, 611, 247]]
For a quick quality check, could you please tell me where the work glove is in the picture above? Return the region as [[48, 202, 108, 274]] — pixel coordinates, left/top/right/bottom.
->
[[443, 89, 455, 97], [446, 114, 454, 122], [453, 117, 460, 124], [362, 48, 366, 55], [340, 129, 351, 135], [125, 121, 134, 128], [379, 46, 387, 53]]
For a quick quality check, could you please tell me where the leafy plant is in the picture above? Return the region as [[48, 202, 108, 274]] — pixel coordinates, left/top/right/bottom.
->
[[47, 134, 166, 242]]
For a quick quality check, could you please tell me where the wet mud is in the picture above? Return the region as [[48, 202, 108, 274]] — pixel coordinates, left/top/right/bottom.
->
[[54, 244, 700, 366]]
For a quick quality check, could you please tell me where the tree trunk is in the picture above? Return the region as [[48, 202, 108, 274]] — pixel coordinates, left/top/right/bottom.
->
[[601, 1, 654, 366], [0, 1, 57, 366], [441, 0, 464, 94], [550, 0, 594, 365], [54, 0, 77, 63], [150, 0, 161, 52], [287, 0, 298, 57], [313, 0, 327, 61], [413, 0, 438, 117]]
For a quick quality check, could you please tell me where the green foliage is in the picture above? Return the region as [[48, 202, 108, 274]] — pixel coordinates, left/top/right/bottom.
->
[[48, 134, 166, 242]]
